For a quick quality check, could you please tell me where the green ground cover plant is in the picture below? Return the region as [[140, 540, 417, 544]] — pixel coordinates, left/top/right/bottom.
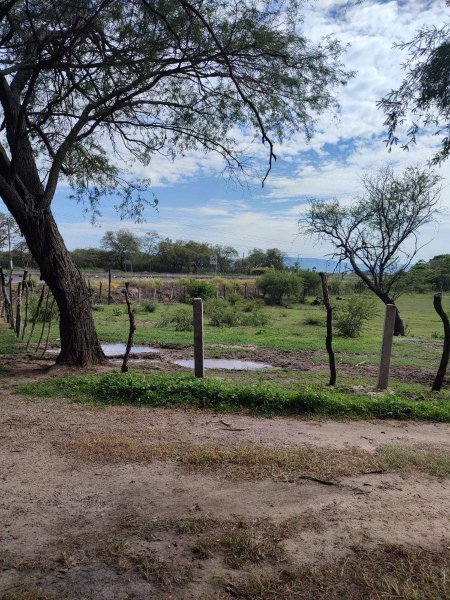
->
[[18, 372, 450, 421]]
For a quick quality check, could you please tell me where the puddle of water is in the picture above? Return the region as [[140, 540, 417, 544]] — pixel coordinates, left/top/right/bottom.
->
[[174, 359, 273, 371], [101, 343, 159, 357], [110, 359, 148, 364], [47, 343, 159, 357]]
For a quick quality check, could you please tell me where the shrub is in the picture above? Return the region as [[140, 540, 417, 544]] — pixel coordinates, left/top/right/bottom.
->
[[112, 307, 123, 316], [256, 271, 303, 305], [172, 307, 193, 331], [142, 299, 158, 313], [335, 296, 378, 337], [241, 309, 270, 327], [186, 279, 215, 300], [304, 316, 323, 326], [227, 292, 241, 305], [240, 299, 263, 313], [207, 299, 240, 327], [156, 312, 172, 327]]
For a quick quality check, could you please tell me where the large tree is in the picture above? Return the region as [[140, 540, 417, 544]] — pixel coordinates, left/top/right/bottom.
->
[[0, 0, 349, 365], [378, 17, 450, 165], [302, 166, 441, 336]]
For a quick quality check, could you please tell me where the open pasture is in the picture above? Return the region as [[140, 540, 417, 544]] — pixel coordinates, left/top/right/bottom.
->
[[1, 290, 449, 599]]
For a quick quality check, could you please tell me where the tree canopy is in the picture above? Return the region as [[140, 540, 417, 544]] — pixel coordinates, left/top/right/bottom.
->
[[0, 0, 350, 365], [0, 0, 350, 217], [302, 165, 442, 335], [378, 19, 450, 165]]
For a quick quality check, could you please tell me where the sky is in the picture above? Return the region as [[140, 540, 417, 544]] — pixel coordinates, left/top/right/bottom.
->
[[6, 0, 450, 261]]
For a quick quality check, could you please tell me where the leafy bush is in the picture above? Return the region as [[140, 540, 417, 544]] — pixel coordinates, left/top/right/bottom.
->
[[256, 271, 303, 305], [335, 296, 377, 337], [92, 304, 105, 312], [227, 292, 241, 305], [186, 279, 215, 300], [240, 299, 263, 313], [142, 299, 158, 313], [207, 299, 240, 327], [112, 307, 123, 316], [156, 312, 172, 327], [304, 316, 323, 326], [241, 309, 270, 327], [172, 307, 193, 331]]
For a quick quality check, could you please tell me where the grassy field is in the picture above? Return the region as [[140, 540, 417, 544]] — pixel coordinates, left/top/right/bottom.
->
[[2, 291, 449, 409], [1, 292, 449, 598]]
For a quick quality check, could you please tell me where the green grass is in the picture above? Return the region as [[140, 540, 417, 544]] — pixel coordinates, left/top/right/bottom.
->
[[17, 371, 450, 421], [16, 293, 449, 358], [3, 292, 449, 402]]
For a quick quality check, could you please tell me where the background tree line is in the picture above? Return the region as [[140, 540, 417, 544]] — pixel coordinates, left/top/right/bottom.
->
[[70, 230, 286, 275], [1, 214, 449, 294]]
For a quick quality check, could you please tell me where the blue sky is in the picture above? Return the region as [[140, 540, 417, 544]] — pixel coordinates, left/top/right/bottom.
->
[[5, 0, 450, 260]]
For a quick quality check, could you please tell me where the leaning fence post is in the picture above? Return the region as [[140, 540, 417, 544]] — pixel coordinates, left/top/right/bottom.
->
[[377, 304, 396, 390], [319, 272, 336, 386], [15, 282, 21, 337], [193, 298, 204, 378], [432, 293, 449, 392]]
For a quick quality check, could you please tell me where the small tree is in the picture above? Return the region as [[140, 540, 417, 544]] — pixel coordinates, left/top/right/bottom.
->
[[142, 231, 161, 273], [302, 166, 441, 335], [0, 212, 21, 255], [256, 271, 302, 305]]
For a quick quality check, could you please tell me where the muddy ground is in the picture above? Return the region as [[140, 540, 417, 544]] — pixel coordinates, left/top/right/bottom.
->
[[0, 358, 449, 599]]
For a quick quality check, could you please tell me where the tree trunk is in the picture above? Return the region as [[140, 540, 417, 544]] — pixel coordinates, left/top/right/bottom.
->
[[348, 255, 405, 336], [393, 308, 405, 337], [11, 207, 105, 366], [377, 292, 404, 336]]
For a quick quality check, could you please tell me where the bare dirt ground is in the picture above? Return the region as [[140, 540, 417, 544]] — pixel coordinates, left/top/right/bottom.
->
[[0, 363, 449, 599]]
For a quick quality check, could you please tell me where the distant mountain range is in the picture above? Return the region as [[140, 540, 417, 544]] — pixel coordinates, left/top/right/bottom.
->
[[284, 256, 353, 273]]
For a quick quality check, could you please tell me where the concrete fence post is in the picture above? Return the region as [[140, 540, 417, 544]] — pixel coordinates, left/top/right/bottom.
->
[[377, 304, 396, 390], [193, 298, 204, 378]]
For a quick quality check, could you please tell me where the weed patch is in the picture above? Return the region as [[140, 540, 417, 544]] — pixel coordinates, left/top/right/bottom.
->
[[212, 544, 450, 599], [379, 444, 450, 477]]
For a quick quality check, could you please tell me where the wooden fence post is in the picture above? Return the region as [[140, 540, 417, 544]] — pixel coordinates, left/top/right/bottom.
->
[[108, 269, 112, 304], [8, 270, 14, 330], [121, 283, 136, 373], [15, 282, 22, 337], [432, 293, 449, 392], [319, 272, 336, 386], [377, 304, 396, 390], [21, 280, 30, 340], [193, 298, 204, 378], [0, 267, 11, 323], [26, 285, 45, 350]]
